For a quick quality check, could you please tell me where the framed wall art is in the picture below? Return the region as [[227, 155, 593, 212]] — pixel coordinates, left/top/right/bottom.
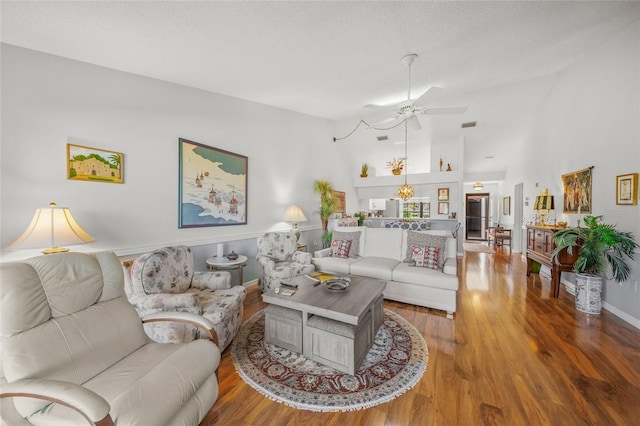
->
[[562, 166, 593, 214], [67, 143, 123, 184], [438, 188, 449, 202], [332, 190, 346, 213], [438, 202, 449, 215], [503, 196, 511, 215], [178, 138, 248, 228], [616, 173, 638, 205]]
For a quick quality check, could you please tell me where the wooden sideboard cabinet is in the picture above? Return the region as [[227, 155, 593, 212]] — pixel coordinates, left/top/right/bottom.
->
[[526, 225, 579, 298]]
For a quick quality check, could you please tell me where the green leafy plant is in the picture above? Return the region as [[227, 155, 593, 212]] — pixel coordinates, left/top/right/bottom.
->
[[322, 231, 333, 249], [551, 215, 638, 283], [360, 163, 368, 177], [313, 179, 336, 229]]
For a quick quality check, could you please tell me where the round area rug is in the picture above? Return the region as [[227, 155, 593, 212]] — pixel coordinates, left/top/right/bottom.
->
[[231, 309, 428, 412]]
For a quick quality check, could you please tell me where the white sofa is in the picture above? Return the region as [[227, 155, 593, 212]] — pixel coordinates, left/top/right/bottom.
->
[[312, 226, 459, 318]]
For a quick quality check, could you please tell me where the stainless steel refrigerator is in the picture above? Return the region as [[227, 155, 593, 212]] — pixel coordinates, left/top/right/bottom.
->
[[384, 199, 399, 217]]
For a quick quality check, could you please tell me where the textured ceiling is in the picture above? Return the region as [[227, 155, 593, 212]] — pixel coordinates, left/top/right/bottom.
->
[[2, 1, 639, 175]]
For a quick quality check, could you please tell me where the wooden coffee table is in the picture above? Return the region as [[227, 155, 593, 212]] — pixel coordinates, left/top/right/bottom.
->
[[262, 275, 386, 374]]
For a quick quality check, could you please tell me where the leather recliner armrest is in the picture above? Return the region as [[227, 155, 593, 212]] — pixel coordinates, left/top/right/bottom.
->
[[0, 379, 113, 426]]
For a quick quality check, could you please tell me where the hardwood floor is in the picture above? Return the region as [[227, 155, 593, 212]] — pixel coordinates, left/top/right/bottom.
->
[[201, 248, 640, 425]]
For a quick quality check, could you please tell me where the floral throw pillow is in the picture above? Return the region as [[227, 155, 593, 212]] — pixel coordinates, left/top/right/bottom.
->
[[332, 231, 361, 258], [410, 245, 440, 270], [331, 239, 352, 259], [404, 231, 448, 269]]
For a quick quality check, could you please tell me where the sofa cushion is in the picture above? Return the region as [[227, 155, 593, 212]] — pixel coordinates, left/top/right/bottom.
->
[[392, 262, 459, 291], [403, 231, 448, 269], [311, 256, 358, 275], [82, 340, 219, 426], [332, 230, 361, 258], [363, 228, 404, 260], [330, 239, 352, 258], [410, 245, 440, 270], [350, 257, 400, 281]]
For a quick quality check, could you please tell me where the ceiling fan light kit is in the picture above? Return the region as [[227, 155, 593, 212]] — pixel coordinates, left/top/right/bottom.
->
[[333, 54, 468, 202]]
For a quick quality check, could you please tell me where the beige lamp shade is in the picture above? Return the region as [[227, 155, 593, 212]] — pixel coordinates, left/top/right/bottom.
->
[[7, 203, 95, 254], [282, 205, 308, 223], [283, 205, 307, 242]]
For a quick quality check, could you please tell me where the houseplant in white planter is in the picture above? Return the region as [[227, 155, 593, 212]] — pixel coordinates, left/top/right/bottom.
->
[[551, 215, 639, 314]]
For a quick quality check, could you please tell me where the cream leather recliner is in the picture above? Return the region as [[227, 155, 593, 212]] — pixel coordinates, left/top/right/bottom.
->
[[0, 251, 220, 425]]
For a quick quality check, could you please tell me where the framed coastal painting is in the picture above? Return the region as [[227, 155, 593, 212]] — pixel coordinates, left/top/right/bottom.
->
[[562, 167, 592, 214], [616, 173, 638, 205], [178, 138, 248, 228], [67, 143, 123, 184]]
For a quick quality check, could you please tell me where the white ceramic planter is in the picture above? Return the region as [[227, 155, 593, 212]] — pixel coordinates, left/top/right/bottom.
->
[[574, 273, 602, 315]]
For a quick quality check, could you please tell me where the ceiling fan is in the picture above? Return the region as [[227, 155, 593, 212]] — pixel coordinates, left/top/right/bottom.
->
[[364, 54, 467, 132]]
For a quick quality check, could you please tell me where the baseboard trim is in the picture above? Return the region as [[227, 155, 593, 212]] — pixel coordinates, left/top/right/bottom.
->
[[561, 277, 639, 330]]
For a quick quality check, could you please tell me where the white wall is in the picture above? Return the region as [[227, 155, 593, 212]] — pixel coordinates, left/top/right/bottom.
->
[[0, 45, 353, 259], [505, 21, 640, 323]]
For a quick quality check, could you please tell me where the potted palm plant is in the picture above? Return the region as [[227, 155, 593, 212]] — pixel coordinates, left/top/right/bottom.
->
[[551, 215, 638, 314], [313, 179, 336, 247]]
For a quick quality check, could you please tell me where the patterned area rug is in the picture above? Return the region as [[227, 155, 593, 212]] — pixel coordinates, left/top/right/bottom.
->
[[231, 309, 428, 412]]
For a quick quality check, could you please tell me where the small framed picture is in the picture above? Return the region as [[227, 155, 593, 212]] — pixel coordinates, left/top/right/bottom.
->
[[616, 173, 638, 205], [438, 188, 449, 202], [67, 143, 124, 184], [438, 202, 449, 215], [503, 196, 511, 215]]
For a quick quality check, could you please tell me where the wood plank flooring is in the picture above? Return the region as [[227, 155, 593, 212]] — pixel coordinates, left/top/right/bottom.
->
[[201, 248, 640, 425]]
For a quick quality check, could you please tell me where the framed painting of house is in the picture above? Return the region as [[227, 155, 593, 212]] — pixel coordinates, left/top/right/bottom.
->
[[178, 138, 248, 228], [616, 173, 638, 205], [438, 188, 449, 201], [562, 167, 592, 214], [67, 143, 123, 184]]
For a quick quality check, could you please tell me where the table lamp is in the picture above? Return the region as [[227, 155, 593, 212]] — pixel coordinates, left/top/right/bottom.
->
[[534, 192, 555, 225], [283, 205, 307, 242], [7, 202, 95, 254]]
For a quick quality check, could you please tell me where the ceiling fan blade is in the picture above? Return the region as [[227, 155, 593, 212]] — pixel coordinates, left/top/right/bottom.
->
[[413, 86, 445, 106], [363, 103, 395, 111], [366, 116, 401, 129], [421, 106, 468, 115], [407, 117, 422, 131]]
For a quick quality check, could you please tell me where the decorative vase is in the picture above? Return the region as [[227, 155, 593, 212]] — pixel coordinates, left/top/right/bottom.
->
[[360, 174, 368, 178], [574, 273, 602, 315], [321, 218, 328, 230], [392, 168, 401, 175]]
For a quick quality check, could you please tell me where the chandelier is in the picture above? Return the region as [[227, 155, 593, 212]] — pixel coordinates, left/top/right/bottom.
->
[[397, 121, 414, 200]]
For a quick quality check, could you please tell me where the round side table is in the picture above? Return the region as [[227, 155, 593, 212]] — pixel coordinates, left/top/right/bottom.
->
[[206, 254, 248, 286]]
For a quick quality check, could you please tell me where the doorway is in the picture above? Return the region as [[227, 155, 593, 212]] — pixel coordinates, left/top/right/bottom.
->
[[466, 193, 489, 240]]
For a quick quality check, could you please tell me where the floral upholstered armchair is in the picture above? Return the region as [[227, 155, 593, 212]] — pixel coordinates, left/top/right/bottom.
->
[[257, 232, 315, 291], [124, 245, 246, 351]]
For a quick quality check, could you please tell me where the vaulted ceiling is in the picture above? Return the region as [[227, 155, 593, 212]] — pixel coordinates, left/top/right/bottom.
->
[[2, 1, 639, 175]]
